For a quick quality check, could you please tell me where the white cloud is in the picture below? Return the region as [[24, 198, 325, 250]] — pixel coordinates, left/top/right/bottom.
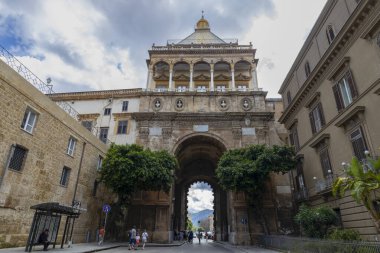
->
[[0, 0, 327, 96], [187, 187, 214, 214], [0, 0, 143, 92], [241, 0, 327, 97]]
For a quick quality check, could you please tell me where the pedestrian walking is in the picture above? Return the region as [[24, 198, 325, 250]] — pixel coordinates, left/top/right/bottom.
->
[[128, 225, 137, 250], [188, 230, 193, 244], [136, 232, 140, 249], [142, 229, 148, 250], [197, 232, 202, 244], [98, 226, 105, 246]]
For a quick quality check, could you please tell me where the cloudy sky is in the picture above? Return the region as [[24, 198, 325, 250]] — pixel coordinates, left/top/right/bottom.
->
[[0, 0, 327, 97], [187, 182, 213, 214]]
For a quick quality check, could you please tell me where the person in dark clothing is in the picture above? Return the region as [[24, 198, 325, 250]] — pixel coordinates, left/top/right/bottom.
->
[[188, 231, 193, 243], [38, 229, 50, 251]]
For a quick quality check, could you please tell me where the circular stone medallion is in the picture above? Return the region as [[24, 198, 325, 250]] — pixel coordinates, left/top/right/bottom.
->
[[152, 98, 163, 111], [174, 98, 185, 111], [217, 97, 230, 111], [241, 97, 253, 111]]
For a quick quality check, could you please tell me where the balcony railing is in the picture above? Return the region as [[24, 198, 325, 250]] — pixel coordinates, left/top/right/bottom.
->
[[0, 45, 112, 146], [143, 87, 262, 93], [294, 187, 308, 201]]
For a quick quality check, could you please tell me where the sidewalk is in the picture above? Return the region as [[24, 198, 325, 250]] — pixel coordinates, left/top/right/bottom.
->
[[0, 243, 120, 253], [0, 241, 185, 253], [214, 241, 281, 253]]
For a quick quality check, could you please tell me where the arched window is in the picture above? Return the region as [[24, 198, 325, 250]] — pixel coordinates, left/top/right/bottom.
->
[[326, 24, 335, 44], [304, 61, 311, 78]]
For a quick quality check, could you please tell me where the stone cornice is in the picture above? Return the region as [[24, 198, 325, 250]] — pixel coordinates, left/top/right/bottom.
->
[[132, 112, 274, 122], [48, 88, 142, 101], [279, 0, 379, 124], [335, 106, 365, 127], [309, 133, 330, 149], [78, 113, 100, 121]]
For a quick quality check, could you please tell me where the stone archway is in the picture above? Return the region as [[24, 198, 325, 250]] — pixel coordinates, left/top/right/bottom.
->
[[172, 134, 229, 241]]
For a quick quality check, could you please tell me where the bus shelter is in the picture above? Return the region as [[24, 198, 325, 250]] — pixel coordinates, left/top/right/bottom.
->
[[25, 202, 81, 252]]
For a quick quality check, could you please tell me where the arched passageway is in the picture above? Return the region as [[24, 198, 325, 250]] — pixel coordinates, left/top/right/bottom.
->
[[172, 134, 229, 241]]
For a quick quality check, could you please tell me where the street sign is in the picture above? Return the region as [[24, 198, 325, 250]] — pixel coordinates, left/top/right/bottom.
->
[[102, 204, 111, 213]]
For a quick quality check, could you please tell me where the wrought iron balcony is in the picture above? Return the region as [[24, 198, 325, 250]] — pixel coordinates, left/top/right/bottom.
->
[[314, 174, 335, 193], [294, 187, 309, 202]]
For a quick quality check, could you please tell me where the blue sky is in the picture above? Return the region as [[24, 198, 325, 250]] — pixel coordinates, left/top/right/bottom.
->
[[0, 0, 327, 96]]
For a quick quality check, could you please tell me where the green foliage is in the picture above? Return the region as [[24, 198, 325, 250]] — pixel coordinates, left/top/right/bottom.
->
[[186, 217, 194, 231], [100, 144, 177, 203], [328, 228, 361, 241], [294, 204, 338, 238], [332, 156, 380, 223], [216, 144, 296, 234], [216, 145, 296, 195]]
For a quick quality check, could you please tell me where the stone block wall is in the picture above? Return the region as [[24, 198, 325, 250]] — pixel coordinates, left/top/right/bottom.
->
[[0, 61, 113, 247]]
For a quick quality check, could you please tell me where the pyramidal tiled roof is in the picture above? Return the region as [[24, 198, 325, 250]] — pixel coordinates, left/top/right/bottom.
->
[[178, 16, 226, 45]]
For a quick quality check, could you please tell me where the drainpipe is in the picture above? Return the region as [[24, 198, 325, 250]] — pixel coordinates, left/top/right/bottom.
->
[[72, 141, 86, 206]]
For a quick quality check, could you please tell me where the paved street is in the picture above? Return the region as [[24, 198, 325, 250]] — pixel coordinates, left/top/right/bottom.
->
[[101, 240, 279, 253]]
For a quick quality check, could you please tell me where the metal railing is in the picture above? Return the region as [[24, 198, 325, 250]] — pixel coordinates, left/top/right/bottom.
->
[[167, 38, 239, 45], [142, 87, 262, 93], [0, 45, 79, 120], [294, 187, 309, 201], [0, 45, 112, 145], [259, 235, 380, 253]]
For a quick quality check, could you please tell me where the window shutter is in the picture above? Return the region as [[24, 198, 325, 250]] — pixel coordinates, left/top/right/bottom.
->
[[309, 111, 316, 134], [319, 149, 332, 177], [294, 128, 300, 151], [332, 84, 343, 111], [346, 71, 358, 99], [317, 103, 326, 126]]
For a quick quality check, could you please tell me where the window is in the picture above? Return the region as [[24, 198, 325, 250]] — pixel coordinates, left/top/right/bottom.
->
[[289, 126, 300, 151], [319, 147, 332, 177], [67, 137, 76, 156], [176, 86, 187, 92], [21, 107, 37, 134], [332, 71, 358, 111], [104, 108, 111, 116], [7, 145, 28, 171], [216, 85, 226, 92], [326, 24, 335, 44], [99, 127, 109, 143], [81, 121, 93, 131], [92, 180, 99, 197], [350, 126, 368, 161], [237, 85, 247, 91], [117, 120, 128, 134], [305, 61, 311, 78], [122, 101, 129, 112], [97, 156, 103, 171], [60, 166, 71, 187], [196, 85, 207, 92], [156, 85, 167, 92], [309, 103, 325, 134], [287, 91, 292, 105]]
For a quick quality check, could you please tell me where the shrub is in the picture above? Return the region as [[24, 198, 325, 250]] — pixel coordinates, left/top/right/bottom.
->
[[294, 204, 338, 238], [328, 228, 361, 241]]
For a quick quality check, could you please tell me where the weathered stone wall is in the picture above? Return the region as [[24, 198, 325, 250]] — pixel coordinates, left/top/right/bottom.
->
[[0, 61, 113, 247]]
